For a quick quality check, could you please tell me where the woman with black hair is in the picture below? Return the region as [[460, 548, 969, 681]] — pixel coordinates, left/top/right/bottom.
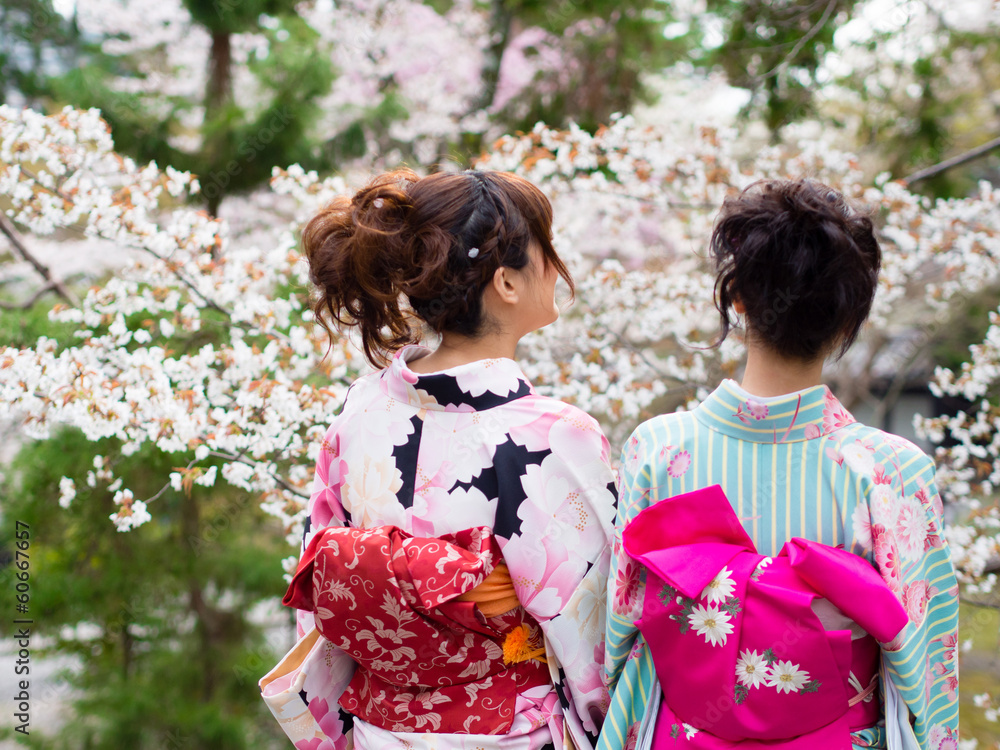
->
[[601, 180, 959, 750]]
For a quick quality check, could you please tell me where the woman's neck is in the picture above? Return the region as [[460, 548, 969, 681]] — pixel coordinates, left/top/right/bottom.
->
[[406, 331, 520, 373], [739, 343, 824, 398]]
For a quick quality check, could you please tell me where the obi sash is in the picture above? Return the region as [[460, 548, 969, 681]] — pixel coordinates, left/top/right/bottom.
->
[[283, 524, 551, 735], [622, 485, 908, 749]]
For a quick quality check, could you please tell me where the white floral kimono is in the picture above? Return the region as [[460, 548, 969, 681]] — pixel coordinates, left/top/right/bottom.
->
[[277, 345, 617, 750]]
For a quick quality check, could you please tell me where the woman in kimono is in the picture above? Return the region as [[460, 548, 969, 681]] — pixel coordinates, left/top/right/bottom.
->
[[600, 180, 959, 750], [263, 169, 618, 750]]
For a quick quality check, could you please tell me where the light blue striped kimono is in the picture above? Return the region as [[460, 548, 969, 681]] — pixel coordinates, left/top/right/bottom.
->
[[600, 380, 959, 750]]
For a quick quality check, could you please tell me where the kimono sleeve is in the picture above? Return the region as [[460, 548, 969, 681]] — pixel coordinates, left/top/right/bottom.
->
[[599, 425, 656, 750], [500, 406, 618, 749], [296, 418, 350, 637], [872, 454, 959, 748], [286, 417, 356, 748]]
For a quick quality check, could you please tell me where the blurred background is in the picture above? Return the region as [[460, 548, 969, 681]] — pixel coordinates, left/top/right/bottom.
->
[[0, 0, 998, 748]]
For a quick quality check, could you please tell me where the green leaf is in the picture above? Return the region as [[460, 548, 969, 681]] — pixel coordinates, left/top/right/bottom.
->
[[801, 680, 822, 693], [734, 682, 749, 705]]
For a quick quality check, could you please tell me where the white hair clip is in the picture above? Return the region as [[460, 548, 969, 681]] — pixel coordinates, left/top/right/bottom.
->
[[467, 247, 480, 258], [373, 198, 384, 208]]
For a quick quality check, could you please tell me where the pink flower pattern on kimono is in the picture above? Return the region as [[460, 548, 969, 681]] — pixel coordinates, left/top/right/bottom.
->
[[933, 632, 958, 662], [943, 674, 958, 702], [307, 699, 352, 749], [928, 724, 961, 750], [869, 482, 899, 525], [667, 450, 691, 477], [824, 444, 844, 466], [894, 495, 929, 562], [310, 438, 348, 529], [851, 503, 873, 552], [913, 484, 944, 536], [923, 515, 943, 552], [901, 579, 934, 626], [872, 523, 901, 593], [506, 534, 589, 619], [931, 660, 958, 703], [627, 638, 645, 663], [733, 400, 768, 424], [822, 389, 856, 433], [623, 721, 640, 750], [614, 561, 641, 615], [624, 435, 641, 474]]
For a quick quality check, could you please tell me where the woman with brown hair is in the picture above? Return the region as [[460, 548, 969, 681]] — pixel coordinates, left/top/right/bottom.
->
[[261, 169, 617, 750]]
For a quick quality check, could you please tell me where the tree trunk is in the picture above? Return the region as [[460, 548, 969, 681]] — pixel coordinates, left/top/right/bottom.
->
[[181, 489, 217, 701], [473, 0, 513, 113], [206, 29, 233, 116], [203, 29, 232, 218]]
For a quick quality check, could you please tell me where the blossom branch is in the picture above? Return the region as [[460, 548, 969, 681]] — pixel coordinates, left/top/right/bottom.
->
[[904, 135, 1000, 186], [207, 450, 310, 500], [0, 212, 79, 306]]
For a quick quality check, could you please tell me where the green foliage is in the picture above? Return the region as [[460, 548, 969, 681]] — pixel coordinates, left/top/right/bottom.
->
[[0, 297, 77, 348], [834, 16, 1000, 196], [701, 0, 860, 133], [184, 0, 298, 34], [495, 0, 688, 133], [45, 3, 335, 216], [0, 1, 78, 108], [932, 289, 1000, 372], [49, 58, 197, 177], [0, 428, 291, 749]]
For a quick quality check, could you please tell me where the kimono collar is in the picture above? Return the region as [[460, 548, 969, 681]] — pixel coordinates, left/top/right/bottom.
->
[[380, 344, 534, 412], [694, 379, 856, 444]]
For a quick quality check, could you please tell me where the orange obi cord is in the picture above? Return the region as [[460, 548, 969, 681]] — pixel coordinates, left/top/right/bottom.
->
[[455, 562, 520, 618], [502, 623, 547, 665]]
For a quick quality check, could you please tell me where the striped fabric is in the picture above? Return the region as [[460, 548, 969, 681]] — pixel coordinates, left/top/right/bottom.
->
[[600, 380, 960, 750]]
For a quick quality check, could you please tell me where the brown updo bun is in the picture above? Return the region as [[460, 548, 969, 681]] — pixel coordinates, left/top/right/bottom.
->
[[711, 179, 882, 361], [302, 168, 573, 367]]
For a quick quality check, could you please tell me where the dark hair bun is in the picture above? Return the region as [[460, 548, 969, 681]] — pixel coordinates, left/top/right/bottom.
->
[[711, 179, 881, 361], [302, 169, 573, 367]]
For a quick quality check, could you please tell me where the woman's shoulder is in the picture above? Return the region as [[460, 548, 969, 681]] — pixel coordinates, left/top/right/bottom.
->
[[342, 368, 387, 405], [827, 420, 936, 478], [626, 409, 699, 445], [518, 392, 604, 430], [317, 369, 387, 434]]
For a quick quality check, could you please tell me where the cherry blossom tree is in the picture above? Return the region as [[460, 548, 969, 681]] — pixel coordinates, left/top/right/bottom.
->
[[2, 104, 999, 737]]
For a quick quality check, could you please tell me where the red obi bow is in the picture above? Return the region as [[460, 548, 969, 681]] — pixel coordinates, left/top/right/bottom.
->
[[284, 524, 550, 735]]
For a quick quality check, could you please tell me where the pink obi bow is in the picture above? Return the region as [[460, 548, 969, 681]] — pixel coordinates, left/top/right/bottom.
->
[[623, 485, 908, 749], [284, 525, 550, 735]]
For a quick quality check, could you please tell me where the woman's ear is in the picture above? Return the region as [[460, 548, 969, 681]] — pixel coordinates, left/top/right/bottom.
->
[[491, 266, 519, 305], [733, 298, 746, 315]]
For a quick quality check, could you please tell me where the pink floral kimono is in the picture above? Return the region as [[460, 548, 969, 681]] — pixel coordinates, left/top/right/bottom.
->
[[622, 484, 909, 749], [261, 344, 618, 750]]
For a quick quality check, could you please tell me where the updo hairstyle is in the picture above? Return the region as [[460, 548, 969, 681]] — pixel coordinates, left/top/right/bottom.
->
[[302, 169, 573, 367], [711, 179, 882, 361]]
